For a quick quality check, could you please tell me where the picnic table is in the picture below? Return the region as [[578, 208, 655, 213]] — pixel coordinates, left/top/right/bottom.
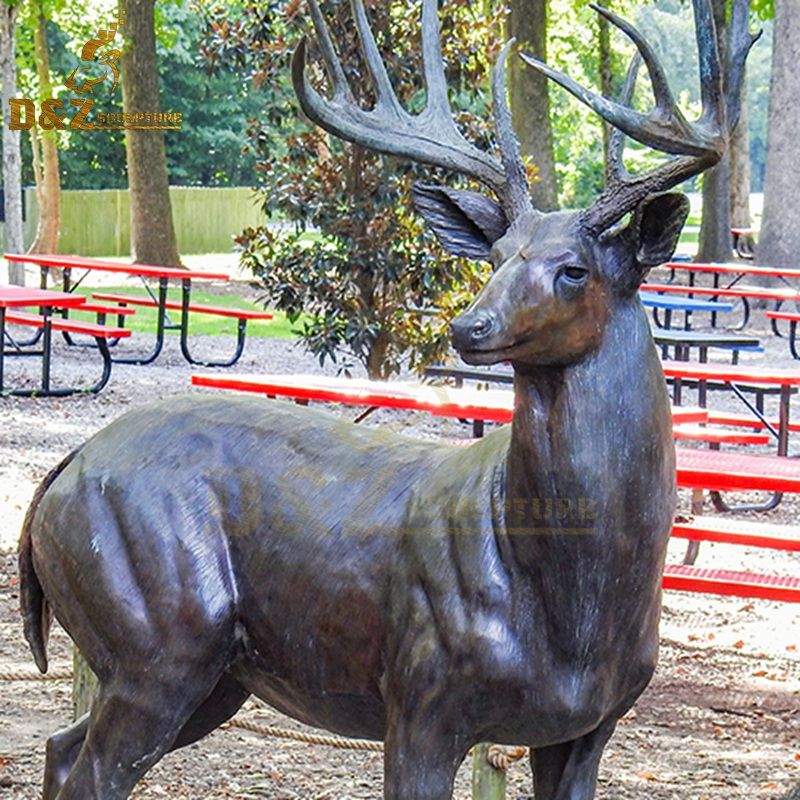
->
[[652, 329, 761, 363], [730, 227, 756, 259], [643, 280, 800, 330], [0, 284, 127, 396], [639, 290, 734, 330], [191, 372, 709, 435], [666, 259, 800, 283], [4, 253, 273, 367], [764, 310, 800, 360], [661, 361, 799, 455], [663, 260, 800, 332]]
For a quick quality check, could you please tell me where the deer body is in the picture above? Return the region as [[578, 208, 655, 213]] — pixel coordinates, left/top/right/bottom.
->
[[22, 270, 673, 799], [20, 1, 755, 796]]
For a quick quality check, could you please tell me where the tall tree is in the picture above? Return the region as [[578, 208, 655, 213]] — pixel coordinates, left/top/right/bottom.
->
[[1, 0, 24, 283], [28, 8, 61, 255], [121, 0, 180, 266], [507, 0, 558, 210], [729, 65, 751, 230], [696, 0, 731, 263], [757, 0, 799, 268]]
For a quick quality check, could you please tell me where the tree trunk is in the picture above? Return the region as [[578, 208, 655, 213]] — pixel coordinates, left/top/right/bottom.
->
[[597, 3, 615, 185], [507, 0, 558, 211], [697, 158, 732, 262], [757, 0, 800, 269], [0, 2, 24, 283], [366, 331, 390, 380], [121, 0, 180, 266], [696, 0, 731, 264], [729, 67, 751, 230], [28, 10, 61, 256]]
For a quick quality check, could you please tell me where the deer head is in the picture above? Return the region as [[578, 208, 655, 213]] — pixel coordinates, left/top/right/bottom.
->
[[293, 0, 757, 369]]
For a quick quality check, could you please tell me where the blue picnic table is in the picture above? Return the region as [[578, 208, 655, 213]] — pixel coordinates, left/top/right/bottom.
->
[[640, 290, 734, 330]]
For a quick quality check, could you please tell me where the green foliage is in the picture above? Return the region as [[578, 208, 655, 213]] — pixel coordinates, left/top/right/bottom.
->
[[204, 0, 497, 379], [544, 0, 772, 202], [15, 0, 261, 189]]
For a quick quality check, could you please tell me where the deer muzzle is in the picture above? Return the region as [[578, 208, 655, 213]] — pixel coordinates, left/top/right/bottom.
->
[[450, 309, 497, 353]]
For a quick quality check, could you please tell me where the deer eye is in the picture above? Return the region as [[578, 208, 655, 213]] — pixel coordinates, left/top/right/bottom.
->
[[559, 265, 590, 284]]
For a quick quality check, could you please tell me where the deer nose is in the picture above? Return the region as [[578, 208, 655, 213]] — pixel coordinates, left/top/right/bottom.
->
[[451, 310, 496, 350]]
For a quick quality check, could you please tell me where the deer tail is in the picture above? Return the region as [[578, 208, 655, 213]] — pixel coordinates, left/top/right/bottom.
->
[[18, 447, 82, 673]]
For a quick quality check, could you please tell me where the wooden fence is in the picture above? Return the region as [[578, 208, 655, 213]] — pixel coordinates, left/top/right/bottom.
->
[[1, 186, 264, 256]]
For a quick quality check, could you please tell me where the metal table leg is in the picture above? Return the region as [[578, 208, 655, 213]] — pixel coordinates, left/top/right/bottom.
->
[[111, 278, 168, 365]]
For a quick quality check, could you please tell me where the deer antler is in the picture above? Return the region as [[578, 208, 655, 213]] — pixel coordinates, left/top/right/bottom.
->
[[520, 0, 759, 233], [292, 0, 534, 220]]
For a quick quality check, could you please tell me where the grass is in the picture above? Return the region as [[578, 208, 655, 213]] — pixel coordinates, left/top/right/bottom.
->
[[66, 285, 302, 339]]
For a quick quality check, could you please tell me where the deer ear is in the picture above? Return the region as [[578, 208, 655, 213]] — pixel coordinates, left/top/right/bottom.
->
[[633, 192, 690, 269], [412, 184, 510, 261]]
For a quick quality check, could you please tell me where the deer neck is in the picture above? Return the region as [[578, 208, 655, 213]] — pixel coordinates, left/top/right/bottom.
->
[[504, 298, 674, 551]]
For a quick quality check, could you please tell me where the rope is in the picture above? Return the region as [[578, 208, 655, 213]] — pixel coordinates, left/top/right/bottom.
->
[[227, 719, 384, 752], [486, 744, 528, 770], [0, 667, 72, 682]]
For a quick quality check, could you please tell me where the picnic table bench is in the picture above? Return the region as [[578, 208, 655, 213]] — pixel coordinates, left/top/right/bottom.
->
[[5, 253, 273, 367], [191, 372, 800, 603], [91, 291, 274, 367], [1, 285, 129, 396]]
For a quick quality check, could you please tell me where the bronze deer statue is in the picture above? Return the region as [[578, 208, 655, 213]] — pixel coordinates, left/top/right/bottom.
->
[[19, 1, 755, 797]]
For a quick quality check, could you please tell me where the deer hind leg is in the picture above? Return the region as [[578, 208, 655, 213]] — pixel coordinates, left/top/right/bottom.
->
[[42, 671, 249, 800], [171, 671, 250, 749], [530, 719, 616, 800], [49, 663, 236, 800], [42, 714, 88, 800]]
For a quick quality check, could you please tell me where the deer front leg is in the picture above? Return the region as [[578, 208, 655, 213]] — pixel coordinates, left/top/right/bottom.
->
[[383, 682, 469, 800], [383, 721, 466, 800], [531, 719, 616, 800]]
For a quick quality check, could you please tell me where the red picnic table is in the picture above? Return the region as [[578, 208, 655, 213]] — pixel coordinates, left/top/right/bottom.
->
[[661, 361, 800, 456], [663, 260, 800, 333], [190, 372, 709, 428], [666, 260, 800, 282], [0, 284, 128, 396], [191, 372, 800, 603], [4, 253, 272, 367]]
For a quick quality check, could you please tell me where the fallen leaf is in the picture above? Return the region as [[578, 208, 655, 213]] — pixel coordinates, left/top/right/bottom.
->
[[636, 772, 658, 782], [732, 640, 745, 649]]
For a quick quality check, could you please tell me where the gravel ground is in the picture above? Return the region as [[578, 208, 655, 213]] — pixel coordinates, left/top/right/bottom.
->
[[1, 290, 799, 799]]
